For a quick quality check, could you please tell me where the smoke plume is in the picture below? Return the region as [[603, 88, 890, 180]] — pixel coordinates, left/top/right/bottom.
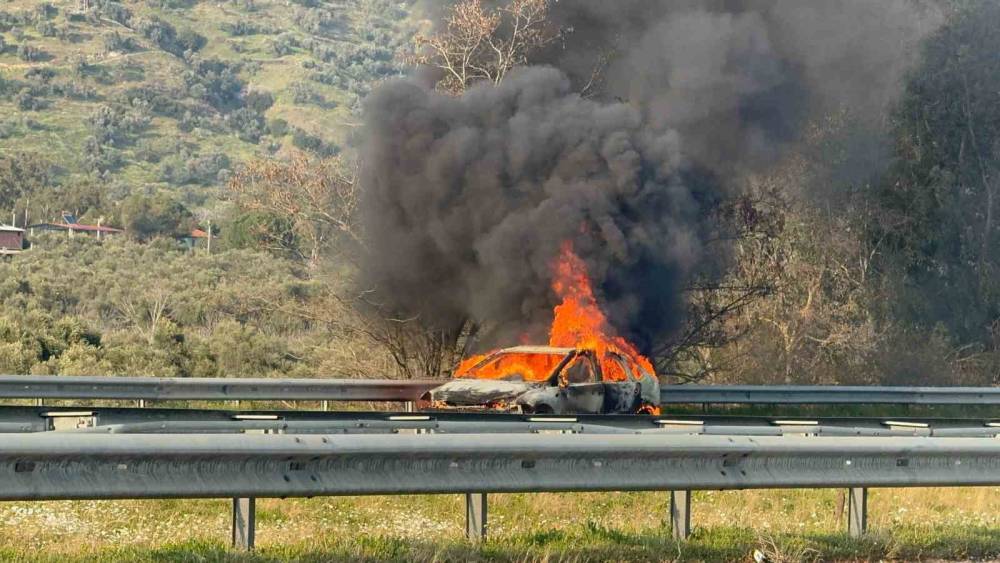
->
[[359, 0, 938, 354]]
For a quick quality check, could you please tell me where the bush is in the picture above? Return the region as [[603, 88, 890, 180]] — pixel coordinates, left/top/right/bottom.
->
[[14, 88, 44, 111], [93, 0, 132, 26], [16, 43, 45, 62], [36, 20, 57, 37], [290, 81, 324, 105], [291, 128, 338, 157], [160, 151, 231, 185], [228, 107, 264, 143], [223, 19, 262, 36], [35, 2, 57, 20], [270, 33, 297, 56], [121, 192, 196, 241], [103, 31, 139, 53], [136, 17, 203, 57], [244, 90, 274, 114], [185, 58, 244, 111], [266, 118, 288, 137]]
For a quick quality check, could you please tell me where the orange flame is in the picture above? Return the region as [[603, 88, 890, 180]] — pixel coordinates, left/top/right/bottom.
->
[[549, 241, 655, 381], [456, 241, 655, 383]]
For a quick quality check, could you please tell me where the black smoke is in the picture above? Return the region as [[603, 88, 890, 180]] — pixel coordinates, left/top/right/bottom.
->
[[359, 1, 938, 353]]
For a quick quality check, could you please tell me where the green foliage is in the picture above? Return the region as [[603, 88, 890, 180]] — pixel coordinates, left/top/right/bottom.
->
[[878, 0, 1000, 344], [0, 0, 415, 209], [158, 150, 231, 185], [16, 43, 45, 61], [0, 237, 326, 377], [102, 31, 140, 54], [13, 88, 44, 111], [0, 152, 50, 210], [291, 127, 338, 156], [223, 211, 293, 251], [120, 193, 196, 240]]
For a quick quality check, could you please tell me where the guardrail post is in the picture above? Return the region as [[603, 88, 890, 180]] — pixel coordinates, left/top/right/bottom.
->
[[670, 490, 691, 540], [465, 493, 487, 541], [232, 497, 255, 550], [848, 487, 867, 538]]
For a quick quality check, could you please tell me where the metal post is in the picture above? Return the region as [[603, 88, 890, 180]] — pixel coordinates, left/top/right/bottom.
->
[[232, 497, 255, 550], [848, 487, 867, 538], [465, 493, 487, 541], [670, 490, 691, 540], [322, 400, 329, 411]]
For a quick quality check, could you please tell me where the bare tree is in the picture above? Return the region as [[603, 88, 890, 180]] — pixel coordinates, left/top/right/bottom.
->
[[409, 0, 559, 94], [228, 153, 360, 269], [114, 282, 173, 345]]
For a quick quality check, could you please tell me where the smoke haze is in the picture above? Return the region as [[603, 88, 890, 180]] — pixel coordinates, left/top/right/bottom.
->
[[359, 0, 939, 353]]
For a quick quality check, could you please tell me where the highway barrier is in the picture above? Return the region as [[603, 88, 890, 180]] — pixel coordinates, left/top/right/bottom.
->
[[3, 374, 1000, 406], [3, 431, 1000, 548]]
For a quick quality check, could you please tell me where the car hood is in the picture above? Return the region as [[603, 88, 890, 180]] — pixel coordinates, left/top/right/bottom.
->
[[429, 379, 541, 405]]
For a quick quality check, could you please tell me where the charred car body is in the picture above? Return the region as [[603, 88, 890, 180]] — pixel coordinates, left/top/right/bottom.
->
[[429, 346, 660, 415]]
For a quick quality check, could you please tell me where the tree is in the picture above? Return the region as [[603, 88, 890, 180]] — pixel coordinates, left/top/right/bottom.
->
[[121, 193, 196, 241], [876, 1, 1000, 345], [227, 154, 359, 268], [0, 153, 50, 211], [408, 0, 558, 94]]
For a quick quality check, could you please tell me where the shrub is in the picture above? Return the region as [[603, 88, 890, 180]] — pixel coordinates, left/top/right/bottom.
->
[[14, 88, 44, 111], [16, 43, 45, 62], [291, 128, 338, 157], [103, 31, 139, 53]]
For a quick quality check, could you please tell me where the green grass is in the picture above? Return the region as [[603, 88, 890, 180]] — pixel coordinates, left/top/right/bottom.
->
[[2, 489, 1000, 561], [4, 523, 1000, 562]]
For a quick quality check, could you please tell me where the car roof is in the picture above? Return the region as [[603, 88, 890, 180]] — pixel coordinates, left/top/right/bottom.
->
[[494, 345, 576, 355]]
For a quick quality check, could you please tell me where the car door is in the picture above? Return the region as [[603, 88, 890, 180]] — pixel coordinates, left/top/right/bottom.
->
[[557, 352, 605, 413], [601, 353, 643, 413]]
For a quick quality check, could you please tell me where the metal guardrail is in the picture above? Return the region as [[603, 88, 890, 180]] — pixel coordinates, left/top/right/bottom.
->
[[3, 375, 1000, 406], [0, 375, 442, 402], [2, 431, 1000, 548], [5, 432, 1000, 499], [661, 385, 1000, 404], [4, 405, 1000, 436]]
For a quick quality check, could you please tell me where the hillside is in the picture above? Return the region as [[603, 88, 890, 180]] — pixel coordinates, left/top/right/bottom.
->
[[0, 0, 415, 216]]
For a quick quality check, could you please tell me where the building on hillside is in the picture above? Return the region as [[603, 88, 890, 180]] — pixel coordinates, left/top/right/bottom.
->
[[179, 228, 213, 252], [0, 226, 24, 255], [28, 213, 123, 239]]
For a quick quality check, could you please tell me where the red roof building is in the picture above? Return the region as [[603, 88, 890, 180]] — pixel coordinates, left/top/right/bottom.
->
[[28, 213, 123, 238], [0, 226, 24, 254]]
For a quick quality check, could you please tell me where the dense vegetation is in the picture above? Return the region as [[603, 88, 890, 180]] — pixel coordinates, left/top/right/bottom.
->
[[0, 0, 413, 214], [0, 0, 413, 378], [0, 235, 395, 377]]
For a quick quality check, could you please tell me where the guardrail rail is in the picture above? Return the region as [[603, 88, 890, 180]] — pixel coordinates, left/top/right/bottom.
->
[[3, 429, 1000, 548], [4, 375, 1000, 406]]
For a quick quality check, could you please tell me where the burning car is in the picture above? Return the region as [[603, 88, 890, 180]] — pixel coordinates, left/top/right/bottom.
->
[[429, 345, 660, 415], [429, 242, 661, 415]]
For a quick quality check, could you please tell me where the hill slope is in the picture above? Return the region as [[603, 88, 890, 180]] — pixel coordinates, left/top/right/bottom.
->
[[0, 0, 415, 213]]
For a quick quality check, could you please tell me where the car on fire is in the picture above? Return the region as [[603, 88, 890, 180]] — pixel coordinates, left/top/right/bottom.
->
[[428, 345, 660, 415]]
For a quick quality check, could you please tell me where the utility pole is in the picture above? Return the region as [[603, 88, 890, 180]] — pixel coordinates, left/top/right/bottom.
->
[[206, 219, 212, 254]]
